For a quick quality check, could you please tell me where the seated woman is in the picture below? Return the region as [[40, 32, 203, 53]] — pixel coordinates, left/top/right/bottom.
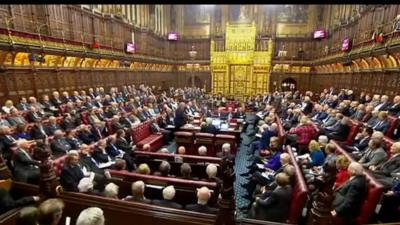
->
[[299, 140, 325, 168]]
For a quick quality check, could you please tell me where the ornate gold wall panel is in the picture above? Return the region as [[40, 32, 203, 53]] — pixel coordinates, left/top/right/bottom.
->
[[211, 22, 272, 97]]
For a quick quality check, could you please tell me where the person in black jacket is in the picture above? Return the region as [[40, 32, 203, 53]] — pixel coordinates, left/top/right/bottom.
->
[[185, 186, 218, 214], [174, 103, 187, 130], [12, 139, 40, 183], [123, 180, 152, 204], [200, 118, 218, 134], [326, 117, 350, 141], [77, 125, 96, 145], [44, 116, 61, 136], [152, 185, 182, 209], [248, 172, 293, 222], [50, 130, 72, 157], [65, 129, 81, 150], [115, 129, 136, 171], [331, 162, 368, 225], [0, 125, 18, 161], [60, 150, 85, 192], [0, 187, 40, 214], [92, 139, 112, 164], [30, 121, 47, 140]]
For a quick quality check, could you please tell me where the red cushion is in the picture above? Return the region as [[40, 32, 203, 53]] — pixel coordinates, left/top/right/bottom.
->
[[385, 115, 399, 138], [344, 119, 361, 145], [132, 121, 151, 143], [286, 145, 309, 224], [136, 134, 163, 150]]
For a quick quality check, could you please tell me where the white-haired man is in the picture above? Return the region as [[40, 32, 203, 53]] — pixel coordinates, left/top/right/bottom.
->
[[331, 162, 368, 224], [185, 186, 218, 214], [200, 118, 218, 134], [198, 146, 208, 156], [124, 180, 151, 203], [103, 182, 119, 199], [153, 185, 182, 209], [76, 207, 105, 225]]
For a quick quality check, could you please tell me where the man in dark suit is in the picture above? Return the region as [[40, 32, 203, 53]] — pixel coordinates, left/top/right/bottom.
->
[[60, 150, 85, 192], [233, 107, 246, 120], [79, 144, 110, 190], [153, 185, 182, 209], [50, 130, 72, 157], [0, 125, 18, 161], [30, 121, 48, 140], [350, 104, 366, 121], [374, 95, 391, 112], [44, 116, 61, 136], [325, 117, 350, 141], [343, 126, 372, 153], [331, 162, 368, 225], [185, 187, 218, 214], [200, 118, 218, 134], [16, 97, 29, 111], [370, 142, 400, 188], [50, 91, 63, 107], [0, 187, 40, 214], [26, 106, 43, 123], [77, 125, 96, 145], [388, 95, 400, 116], [301, 96, 314, 115], [372, 111, 390, 134], [248, 172, 293, 222], [12, 139, 40, 183]]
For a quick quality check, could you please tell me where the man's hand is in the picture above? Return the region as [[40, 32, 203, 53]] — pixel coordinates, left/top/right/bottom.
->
[[369, 165, 376, 171], [331, 210, 337, 217], [384, 191, 394, 196], [33, 196, 40, 202]]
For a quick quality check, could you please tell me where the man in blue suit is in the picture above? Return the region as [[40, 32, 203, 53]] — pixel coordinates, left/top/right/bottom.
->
[[248, 123, 278, 156]]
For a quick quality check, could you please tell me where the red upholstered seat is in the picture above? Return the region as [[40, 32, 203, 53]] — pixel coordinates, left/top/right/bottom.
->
[[132, 121, 163, 151], [52, 155, 68, 176], [356, 172, 384, 225], [81, 112, 89, 125], [286, 145, 309, 224], [385, 115, 399, 138], [383, 136, 394, 157], [174, 131, 195, 155], [343, 119, 361, 145], [214, 134, 237, 155], [194, 132, 215, 156], [106, 119, 114, 135], [332, 140, 385, 225]]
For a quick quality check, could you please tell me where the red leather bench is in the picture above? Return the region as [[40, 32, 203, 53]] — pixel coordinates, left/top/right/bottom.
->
[[132, 121, 163, 152], [52, 154, 68, 176], [276, 115, 286, 145], [286, 145, 309, 224], [214, 134, 237, 155], [382, 136, 394, 157], [385, 115, 399, 138], [135, 151, 222, 164], [174, 131, 195, 155], [194, 132, 215, 156], [331, 140, 385, 225], [110, 170, 217, 190]]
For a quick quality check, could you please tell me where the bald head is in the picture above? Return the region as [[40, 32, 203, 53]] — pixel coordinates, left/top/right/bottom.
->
[[197, 186, 212, 205]]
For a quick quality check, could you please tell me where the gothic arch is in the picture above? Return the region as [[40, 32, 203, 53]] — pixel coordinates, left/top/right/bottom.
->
[[359, 58, 370, 70]]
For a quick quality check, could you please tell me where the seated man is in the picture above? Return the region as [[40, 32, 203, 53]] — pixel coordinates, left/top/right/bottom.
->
[[248, 172, 293, 222], [185, 187, 218, 214], [216, 143, 235, 161], [153, 161, 172, 177], [342, 126, 373, 154], [60, 150, 85, 192], [248, 123, 278, 156], [369, 142, 400, 189], [371, 111, 390, 134], [331, 162, 368, 225], [44, 116, 61, 136], [123, 180, 151, 203], [76, 207, 105, 225], [102, 183, 119, 199], [200, 118, 218, 134], [150, 117, 172, 144], [205, 164, 221, 183], [153, 185, 183, 209], [325, 117, 350, 142], [50, 130, 72, 157], [37, 198, 65, 225], [137, 163, 151, 175], [180, 163, 195, 179], [198, 145, 208, 156], [77, 125, 96, 145], [12, 139, 40, 183], [358, 132, 388, 168], [0, 186, 40, 214]]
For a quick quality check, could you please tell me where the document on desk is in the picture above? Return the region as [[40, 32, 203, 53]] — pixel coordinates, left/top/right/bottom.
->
[[166, 125, 175, 129]]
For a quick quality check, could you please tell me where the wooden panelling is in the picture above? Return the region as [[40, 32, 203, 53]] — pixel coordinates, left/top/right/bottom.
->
[[0, 69, 211, 103]]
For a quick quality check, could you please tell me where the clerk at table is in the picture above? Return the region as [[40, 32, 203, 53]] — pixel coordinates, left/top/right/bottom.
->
[[200, 118, 218, 134]]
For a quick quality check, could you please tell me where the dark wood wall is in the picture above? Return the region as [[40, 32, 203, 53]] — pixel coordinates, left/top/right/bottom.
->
[[270, 71, 400, 98], [0, 69, 211, 103]]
